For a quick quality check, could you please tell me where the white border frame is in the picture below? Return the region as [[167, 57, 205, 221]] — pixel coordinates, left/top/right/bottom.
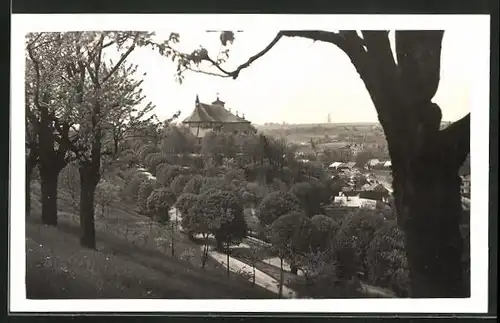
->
[[10, 14, 491, 313]]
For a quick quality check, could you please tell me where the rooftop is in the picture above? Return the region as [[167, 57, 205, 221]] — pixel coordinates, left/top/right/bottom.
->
[[183, 95, 250, 124]]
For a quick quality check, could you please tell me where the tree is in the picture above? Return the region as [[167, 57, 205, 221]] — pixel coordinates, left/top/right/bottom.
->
[[95, 180, 120, 222], [199, 176, 229, 195], [156, 164, 186, 187], [309, 214, 339, 252], [146, 187, 176, 223], [289, 181, 330, 217], [171, 30, 469, 297], [144, 152, 167, 176], [269, 211, 312, 298], [365, 222, 410, 297], [334, 210, 386, 281], [246, 243, 265, 287], [181, 194, 212, 268], [182, 174, 204, 195], [137, 179, 159, 214], [138, 143, 160, 162], [121, 172, 148, 202], [25, 107, 38, 216], [201, 131, 238, 166], [99, 63, 157, 158], [257, 191, 302, 226], [45, 31, 183, 249], [170, 174, 192, 197], [25, 33, 74, 225], [161, 125, 197, 164], [175, 192, 199, 239], [199, 189, 247, 248]]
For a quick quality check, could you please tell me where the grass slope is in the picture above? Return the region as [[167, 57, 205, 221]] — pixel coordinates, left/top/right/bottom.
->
[[26, 182, 275, 299]]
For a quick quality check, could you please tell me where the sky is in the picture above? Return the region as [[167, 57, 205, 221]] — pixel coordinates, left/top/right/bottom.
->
[[112, 28, 475, 125]]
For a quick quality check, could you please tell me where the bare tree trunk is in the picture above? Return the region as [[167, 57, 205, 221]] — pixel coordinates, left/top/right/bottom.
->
[[355, 31, 468, 297], [392, 150, 467, 297], [39, 165, 59, 226], [26, 151, 37, 216]]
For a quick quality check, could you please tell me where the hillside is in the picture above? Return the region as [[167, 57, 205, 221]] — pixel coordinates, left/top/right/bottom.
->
[[26, 182, 276, 299]]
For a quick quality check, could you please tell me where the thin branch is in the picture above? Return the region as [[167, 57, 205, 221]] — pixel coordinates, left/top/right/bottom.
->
[[102, 40, 116, 49], [102, 33, 139, 84], [185, 65, 231, 78]]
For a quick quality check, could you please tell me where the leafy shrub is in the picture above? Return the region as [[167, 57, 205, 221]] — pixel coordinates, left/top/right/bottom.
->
[[121, 172, 149, 202], [95, 180, 120, 218], [146, 187, 176, 223], [182, 175, 204, 195], [290, 180, 330, 217], [170, 174, 192, 197], [269, 211, 312, 259], [309, 214, 339, 251], [334, 209, 385, 278], [199, 176, 228, 195], [175, 193, 199, 218], [144, 152, 167, 175], [137, 179, 159, 214], [203, 189, 247, 249], [365, 222, 409, 296], [157, 165, 186, 187], [119, 149, 140, 167], [138, 144, 159, 162]]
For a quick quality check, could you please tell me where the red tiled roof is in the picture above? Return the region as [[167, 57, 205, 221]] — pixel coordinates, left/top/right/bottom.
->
[[183, 102, 250, 124]]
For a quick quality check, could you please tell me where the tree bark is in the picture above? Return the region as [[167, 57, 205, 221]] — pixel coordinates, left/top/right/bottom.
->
[[39, 165, 59, 226], [392, 146, 468, 297], [79, 165, 99, 249], [26, 150, 38, 217]]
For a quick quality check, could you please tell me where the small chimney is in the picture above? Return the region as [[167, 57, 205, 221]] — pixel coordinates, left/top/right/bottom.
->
[[236, 110, 239, 117], [242, 113, 245, 119], [195, 94, 200, 105]]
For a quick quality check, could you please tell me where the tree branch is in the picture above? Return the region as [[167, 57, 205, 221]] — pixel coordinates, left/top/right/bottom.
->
[[193, 30, 367, 80], [26, 43, 42, 110], [102, 33, 139, 84]]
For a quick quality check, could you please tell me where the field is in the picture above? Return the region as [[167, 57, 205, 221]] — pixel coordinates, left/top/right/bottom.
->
[[256, 123, 381, 143]]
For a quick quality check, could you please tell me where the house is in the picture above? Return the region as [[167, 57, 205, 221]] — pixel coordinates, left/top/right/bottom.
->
[[182, 95, 253, 143], [367, 159, 380, 168], [334, 191, 377, 209], [329, 161, 345, 169], [359, 190, 389, 203]]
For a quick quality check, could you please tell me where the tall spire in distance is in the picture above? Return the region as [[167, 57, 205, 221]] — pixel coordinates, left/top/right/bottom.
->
[[195, 94, 200, 105]]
